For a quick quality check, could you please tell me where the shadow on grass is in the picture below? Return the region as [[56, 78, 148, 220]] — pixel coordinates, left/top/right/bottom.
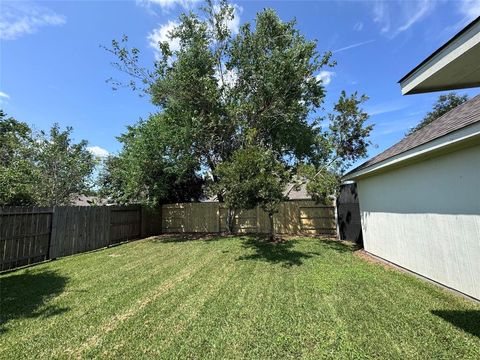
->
[[236, 236, 318, 267], [318, 238, 358, 253], [432, 310, 480, 338], [148, 233, 227, 244], [0, 270, 69, 333]]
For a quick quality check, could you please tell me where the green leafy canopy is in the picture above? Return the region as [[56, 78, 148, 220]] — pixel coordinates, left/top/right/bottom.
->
[[0, 111, 96, 206], [104, 0, 374, 216]]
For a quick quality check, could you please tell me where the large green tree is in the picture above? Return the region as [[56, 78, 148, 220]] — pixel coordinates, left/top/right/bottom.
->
[[106, 0, 373, 232], [0, 112, 96, 206], [406, 92, 469, 136], [0, 111, 37, 205], [34, 124, 96, 206], [107, 1, 333, 180]]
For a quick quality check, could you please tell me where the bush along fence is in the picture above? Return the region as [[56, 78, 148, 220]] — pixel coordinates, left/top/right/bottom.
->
[[162, 200, 337, 236], [0, 206, 161, 271]]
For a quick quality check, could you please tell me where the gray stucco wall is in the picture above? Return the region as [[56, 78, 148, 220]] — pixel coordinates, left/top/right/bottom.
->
[[357, 143, 480, 299]]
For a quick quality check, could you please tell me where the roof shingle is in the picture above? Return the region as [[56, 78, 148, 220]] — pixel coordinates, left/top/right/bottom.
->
[[347, 93, 480, 175]]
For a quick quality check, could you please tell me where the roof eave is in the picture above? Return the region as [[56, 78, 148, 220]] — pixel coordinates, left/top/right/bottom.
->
[[343, 122, 480, 181], [399, 16, 480, 95]]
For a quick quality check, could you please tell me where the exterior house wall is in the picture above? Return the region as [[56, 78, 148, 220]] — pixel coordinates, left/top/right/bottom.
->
[[357, 144, 480, 299]]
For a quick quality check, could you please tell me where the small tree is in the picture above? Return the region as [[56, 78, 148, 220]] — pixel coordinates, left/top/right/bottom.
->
[[406, 92, 469, 136], [214, 146, 288, 240], [34, 124, 96, 206], [293, 91, 373, 201], [0, 111, 37, 205]]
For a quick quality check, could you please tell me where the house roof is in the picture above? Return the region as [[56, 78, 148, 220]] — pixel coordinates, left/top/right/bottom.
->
[[72, 194, 109, 206], [201, 183, 312, 202], [399, 16, 480, 95], [283, 183, 311, 200], [345, 93, 480, 178]]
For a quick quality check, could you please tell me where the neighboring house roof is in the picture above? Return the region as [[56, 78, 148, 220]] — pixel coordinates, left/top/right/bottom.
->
[[399, 16, 480, 95], [345, 93, 480, 179], [200, 183, 312, 202], [72, 194, 109, 206], [284, 183, 311, 200]]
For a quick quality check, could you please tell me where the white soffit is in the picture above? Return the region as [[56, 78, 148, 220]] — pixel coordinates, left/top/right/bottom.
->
[[399, 17, 480, 95]]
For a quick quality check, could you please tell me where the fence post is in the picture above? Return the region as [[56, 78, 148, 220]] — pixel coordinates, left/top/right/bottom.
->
[[140, 206, 145, 238], [106, 206, 111, 246], [159, 205, 163, 235], [334, 196, 340, 240], [255, 206, 259, 233], [48, 206, 57, 260]]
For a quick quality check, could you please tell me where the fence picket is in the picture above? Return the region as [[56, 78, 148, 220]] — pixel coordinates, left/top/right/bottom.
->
[[161, 201, 336, 236]]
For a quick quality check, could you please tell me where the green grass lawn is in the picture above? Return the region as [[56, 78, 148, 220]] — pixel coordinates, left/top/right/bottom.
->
[[1, 235, 479, 359]]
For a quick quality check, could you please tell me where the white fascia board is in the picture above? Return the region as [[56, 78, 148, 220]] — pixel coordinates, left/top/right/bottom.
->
[[400, 20, 480, 95]]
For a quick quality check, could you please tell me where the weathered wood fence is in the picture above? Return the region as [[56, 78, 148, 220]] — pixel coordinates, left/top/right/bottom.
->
[[162, 200, 336, 236], [0, 206, 161, 271], [1, 200, 336, 271]]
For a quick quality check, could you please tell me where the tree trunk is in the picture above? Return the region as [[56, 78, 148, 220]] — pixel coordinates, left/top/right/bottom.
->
[[226, 208, 236, 234], [268, 212, 274, 241]]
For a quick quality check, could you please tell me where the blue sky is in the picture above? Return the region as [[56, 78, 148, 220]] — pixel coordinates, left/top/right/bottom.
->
[[1, 0, 479, 163]]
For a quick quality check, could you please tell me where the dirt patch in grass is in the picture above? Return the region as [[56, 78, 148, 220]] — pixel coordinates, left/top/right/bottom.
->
[[354, 249, 400, 272], [150, 233, 232, 242]]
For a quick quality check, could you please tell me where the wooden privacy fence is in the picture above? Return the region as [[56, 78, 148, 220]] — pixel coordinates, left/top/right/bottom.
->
[[0, 206, 161, 271], [162, 200, 336, 236], [1, 201, 335, 271]]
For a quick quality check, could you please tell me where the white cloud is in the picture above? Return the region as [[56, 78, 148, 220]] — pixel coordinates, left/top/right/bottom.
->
[[148, 20, 180, 59], [137, 0, 200, 11], [147, 3, 242, 59], [87, 146, 109, 158], [353, 22, 364, 32], [0, 91, 10, 99], [396, 1, 434, 34], [365, 99, 409, 116], [216, 3, 242, 35], [376, 121, 416, 135], [459, 0, 480, 22], [215, 67, 238, 89], [316, 71, 335, 86], [369, 0, 436, 38], [333, 39, 375, 53], [0, 1, 66, 40], [372, 0, 390, 34]]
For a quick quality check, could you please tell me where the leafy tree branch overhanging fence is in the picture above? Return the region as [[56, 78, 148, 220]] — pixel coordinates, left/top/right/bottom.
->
[[0, 200, 337, 272], [101, 0, 374, 238]]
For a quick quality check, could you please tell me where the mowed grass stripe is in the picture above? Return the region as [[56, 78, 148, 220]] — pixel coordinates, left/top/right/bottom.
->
[[1, 238, 215, 358], [75, 248, 220, 357], [87, 246, 239, 358], [1, 236, 479, 359]]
